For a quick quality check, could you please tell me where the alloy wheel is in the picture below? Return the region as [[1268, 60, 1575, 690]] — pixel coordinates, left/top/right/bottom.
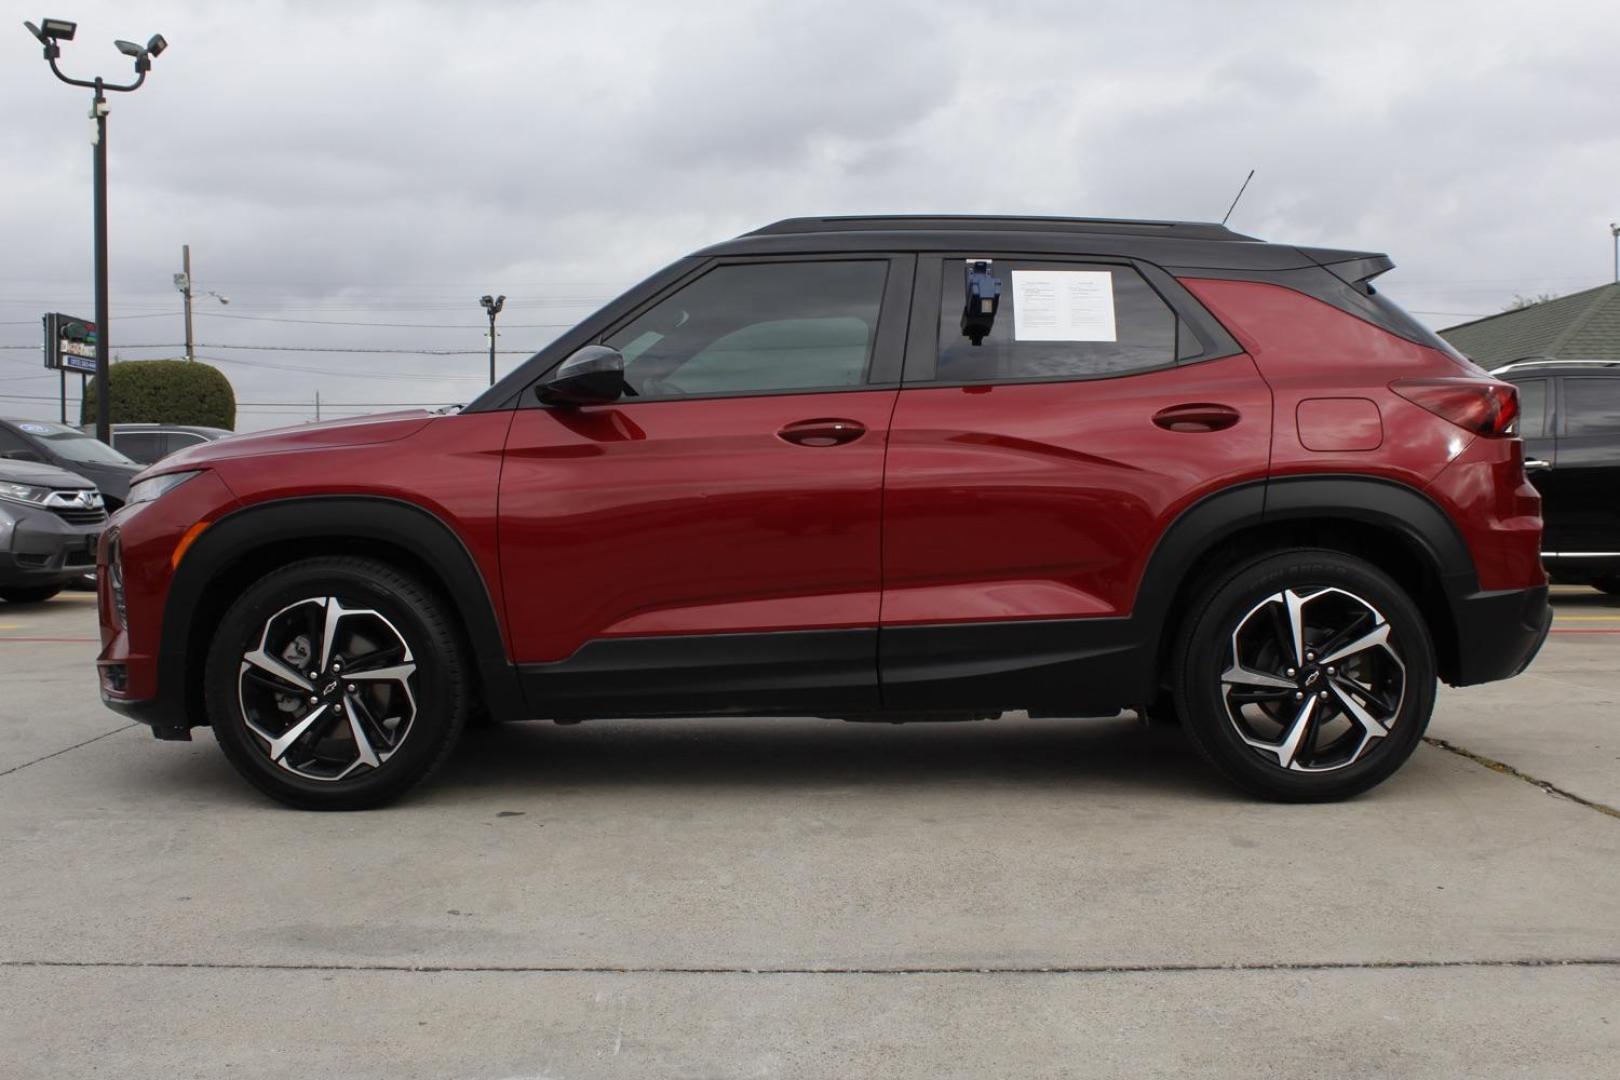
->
[[1218, 586, 1406, 773], [237, 596, 419, 782]]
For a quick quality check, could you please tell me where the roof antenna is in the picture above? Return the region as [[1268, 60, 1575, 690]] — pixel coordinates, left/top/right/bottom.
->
[[1221, 169, 1255, 227]]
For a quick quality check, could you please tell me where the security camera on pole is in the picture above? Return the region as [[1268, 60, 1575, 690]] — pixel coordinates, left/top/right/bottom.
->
[[22, 16, 168, 445]]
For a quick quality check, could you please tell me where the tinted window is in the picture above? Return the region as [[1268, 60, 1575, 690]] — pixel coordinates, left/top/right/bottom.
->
[[114, 432, 166, 464], [1514, 380, 1547, 439], [1563, 378, 1620, 436], [164, 432, 207, 456], [605, 261, 887, 400], [935, 261, 1177, 383], [0, 426, 34, 457]]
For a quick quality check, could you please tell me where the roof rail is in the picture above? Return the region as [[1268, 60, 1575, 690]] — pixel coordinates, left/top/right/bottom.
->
[[1490, 358, 1620, 374], [747, 215, 1257, 242]]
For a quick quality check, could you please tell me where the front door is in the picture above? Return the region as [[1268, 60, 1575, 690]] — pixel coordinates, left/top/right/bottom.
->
[[500, 256, 912, 716]]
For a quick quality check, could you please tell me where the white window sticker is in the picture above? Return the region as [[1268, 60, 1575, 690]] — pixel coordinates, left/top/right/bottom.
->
[[1011, 270, 1117, 342]]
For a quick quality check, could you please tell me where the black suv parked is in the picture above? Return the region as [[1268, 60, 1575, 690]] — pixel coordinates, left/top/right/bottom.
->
[[0, 457, 107, 603], [0, 417, 143, 508], [1494, 360, 1620, 593]]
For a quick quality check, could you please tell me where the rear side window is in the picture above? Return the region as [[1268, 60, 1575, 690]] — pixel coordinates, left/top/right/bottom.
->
[[933, 261, 1178, 383], [1562, 378, 1620, 436], [165, 432, 207, 455], [1514, 380, 1547, 439], [605, 261, 887, 400], [114, 432, 165, 463]]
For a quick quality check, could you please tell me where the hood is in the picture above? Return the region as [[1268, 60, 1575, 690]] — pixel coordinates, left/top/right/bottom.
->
[[155, 410, 439, 472], [0, 457, 97, 490]]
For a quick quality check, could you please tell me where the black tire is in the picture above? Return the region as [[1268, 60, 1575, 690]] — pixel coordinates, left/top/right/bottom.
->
[[205, 556, 469, 810], [1171, 549, 1436, 802], [1592, 578, 1620, 597], [0, 585, 63, 604]]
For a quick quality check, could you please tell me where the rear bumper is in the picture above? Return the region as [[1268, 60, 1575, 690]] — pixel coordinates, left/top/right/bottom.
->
[[1447, 583, 1552, 686]]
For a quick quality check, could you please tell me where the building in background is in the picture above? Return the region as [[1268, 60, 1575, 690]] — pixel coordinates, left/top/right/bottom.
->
[[1441, 283, 1620, 369]]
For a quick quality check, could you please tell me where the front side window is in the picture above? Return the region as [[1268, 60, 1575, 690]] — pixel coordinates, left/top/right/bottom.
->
[[604, 261, 888, 400], [934, 260, 1178, 384], [1562, 377, 1620, 436]]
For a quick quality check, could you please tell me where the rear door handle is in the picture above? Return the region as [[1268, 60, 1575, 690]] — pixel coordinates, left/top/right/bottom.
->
[[777, 418, 867, 447], [1152, 403, 1241, 433], [1524, 458, 1553, 473]]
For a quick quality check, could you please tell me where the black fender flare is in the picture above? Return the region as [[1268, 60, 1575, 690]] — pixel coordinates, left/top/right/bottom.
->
[[1130, 474, 1477, 669], [159, 495, 523, 728]]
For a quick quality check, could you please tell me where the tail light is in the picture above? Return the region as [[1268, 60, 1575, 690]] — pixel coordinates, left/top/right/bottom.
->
[[1390, 378, 1519, 437]]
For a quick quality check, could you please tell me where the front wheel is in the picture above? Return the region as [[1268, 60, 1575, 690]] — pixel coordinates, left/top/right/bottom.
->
[[204, 556, 469, 810], [1172, 550, 1436, 802]]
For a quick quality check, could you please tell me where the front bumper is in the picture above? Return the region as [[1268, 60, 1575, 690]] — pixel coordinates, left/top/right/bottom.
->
[[0, 506, 102, 588], [1447, 583, 1552, 686]]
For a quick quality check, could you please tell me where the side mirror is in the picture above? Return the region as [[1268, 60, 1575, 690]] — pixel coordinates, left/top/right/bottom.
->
[[536, 345, 626, 407], [3, 450, 44, 463]]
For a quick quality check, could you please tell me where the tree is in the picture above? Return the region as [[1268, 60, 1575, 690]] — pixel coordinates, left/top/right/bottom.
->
[[80, 359, 236, 430], [1504, 292, 1561, 311]]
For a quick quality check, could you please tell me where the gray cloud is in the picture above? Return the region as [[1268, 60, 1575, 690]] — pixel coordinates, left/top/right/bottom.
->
[[2, 0, 1617, 428]]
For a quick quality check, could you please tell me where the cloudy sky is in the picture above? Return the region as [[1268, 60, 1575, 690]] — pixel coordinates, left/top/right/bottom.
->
[[2, 0, 1617, 430]]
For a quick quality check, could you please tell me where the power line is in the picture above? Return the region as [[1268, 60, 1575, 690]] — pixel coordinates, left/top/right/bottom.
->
[[193, 311, 575, 329]]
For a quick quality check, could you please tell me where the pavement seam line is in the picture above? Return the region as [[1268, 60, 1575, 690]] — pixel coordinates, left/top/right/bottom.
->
[[1423, 736, 1620, 820], [2, 957, 1617, 977], [0, 723, 139, 779]]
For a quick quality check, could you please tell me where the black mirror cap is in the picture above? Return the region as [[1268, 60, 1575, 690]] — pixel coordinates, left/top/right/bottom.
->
[[535, 345, 626, 407]]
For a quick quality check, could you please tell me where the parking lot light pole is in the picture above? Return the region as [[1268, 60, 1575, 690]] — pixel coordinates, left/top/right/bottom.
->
[[23, 18, 167, 444], [480, 294, 505, 385]]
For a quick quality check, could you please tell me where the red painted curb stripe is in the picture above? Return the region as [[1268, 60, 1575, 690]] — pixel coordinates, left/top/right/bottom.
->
[[1548, 628, 1620, 635]]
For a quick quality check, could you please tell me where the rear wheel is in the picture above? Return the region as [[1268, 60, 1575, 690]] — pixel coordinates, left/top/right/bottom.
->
[[0, 585, 63, 604], [1172, 550, 1435, 802], [205, 557, 468, 810]]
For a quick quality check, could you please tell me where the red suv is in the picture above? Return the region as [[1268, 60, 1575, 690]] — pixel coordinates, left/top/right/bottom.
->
[[96, 216, 1551, 809]]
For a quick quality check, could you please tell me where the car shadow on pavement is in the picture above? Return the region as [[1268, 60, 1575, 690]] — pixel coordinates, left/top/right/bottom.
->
[[426, 714, 1238, 802]]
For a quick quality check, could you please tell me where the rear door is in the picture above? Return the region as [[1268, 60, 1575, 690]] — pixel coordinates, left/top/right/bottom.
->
[[500, 255, 912, 714], [1507, 377, 1558, 547], [879, 254, 1272, 709], [1547, 375, 1620, 556]]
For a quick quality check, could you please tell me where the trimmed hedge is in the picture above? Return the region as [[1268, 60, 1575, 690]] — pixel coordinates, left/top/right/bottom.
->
[[80, 359, 236, 430]]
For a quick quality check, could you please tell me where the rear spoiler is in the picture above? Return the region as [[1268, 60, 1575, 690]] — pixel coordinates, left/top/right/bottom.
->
[[1295, 246, 1395, 293]]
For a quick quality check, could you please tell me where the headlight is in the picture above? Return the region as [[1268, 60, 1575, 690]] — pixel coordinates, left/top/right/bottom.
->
[[127, 470, 203, 506], [0, 481, 50, 505]]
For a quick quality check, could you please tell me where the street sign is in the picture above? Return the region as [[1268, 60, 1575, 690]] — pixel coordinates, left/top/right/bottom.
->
[[42, 312, 98, 374]]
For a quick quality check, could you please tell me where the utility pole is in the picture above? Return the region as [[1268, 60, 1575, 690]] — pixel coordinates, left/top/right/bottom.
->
[[178, 244, 194, 361], [1611, 223, 1618, 283], [315, 390, 321, 423], [174, 246, 228, 346], [480, 294, 505, 385], [24, 19, 167, 444]]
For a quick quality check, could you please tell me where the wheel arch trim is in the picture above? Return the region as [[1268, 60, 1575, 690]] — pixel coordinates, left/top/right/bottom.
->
[[158, 495, 522, 730]]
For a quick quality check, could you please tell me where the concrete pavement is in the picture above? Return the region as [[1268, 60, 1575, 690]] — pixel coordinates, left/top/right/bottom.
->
[[0, 587, 1615, 1078]]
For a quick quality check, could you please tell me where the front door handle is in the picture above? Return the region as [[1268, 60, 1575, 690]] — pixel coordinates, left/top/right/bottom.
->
[[777, 418, 867, 447], [1152, 403, 1241, 433]]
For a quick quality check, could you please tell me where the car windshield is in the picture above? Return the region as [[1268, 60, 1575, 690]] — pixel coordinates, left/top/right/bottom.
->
[[22, 425, 139, 466]]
